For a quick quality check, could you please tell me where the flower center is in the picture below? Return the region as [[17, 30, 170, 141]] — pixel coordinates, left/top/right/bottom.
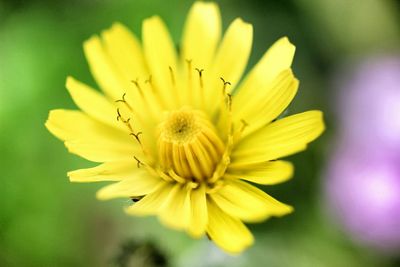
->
[[158, 107, 225, 181]]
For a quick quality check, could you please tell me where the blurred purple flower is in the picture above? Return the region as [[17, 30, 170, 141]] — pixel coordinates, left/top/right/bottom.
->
[[325, 56, 400, 254], [335, 57, 400, 149]]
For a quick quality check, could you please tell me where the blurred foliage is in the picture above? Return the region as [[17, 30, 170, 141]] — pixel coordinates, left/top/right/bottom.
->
[[110, 240, 168, 267], [0, 0, 399, 266]]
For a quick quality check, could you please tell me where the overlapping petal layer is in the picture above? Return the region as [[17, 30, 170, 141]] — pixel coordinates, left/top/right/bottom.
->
[[231, 111, 324, 167], [206, 199, 254, 254], [211, 179, 293, 223], [46, 110, 140, 162], [46, 1, 324, 255]]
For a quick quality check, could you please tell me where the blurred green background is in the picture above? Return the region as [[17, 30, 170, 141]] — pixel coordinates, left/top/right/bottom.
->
[[1, 0, 399, 266]]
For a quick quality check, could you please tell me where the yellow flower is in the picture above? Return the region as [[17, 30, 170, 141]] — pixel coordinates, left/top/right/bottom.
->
[[45, 2, 324, 254]]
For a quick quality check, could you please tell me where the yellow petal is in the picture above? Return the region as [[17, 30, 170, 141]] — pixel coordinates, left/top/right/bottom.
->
[[125, 182, 173, 216], [233, 37, 295, 112], [234, 69, 299, 137], [85, 25, 160, 134], [206, 199, 254, 254], [159, 184, 191, 231], [227, 160, 294, 185], [83, 35, 126, 100], [188, 184, 208, 238], [45, 110, 139, 162], [68, 161, 139, 183], [206, 18, 253, 113], [211, 18, 253, 90], [231, 110, 325, 167], [96, 171, 161, 200], [181, 2, 221, 69], [210, 179, 293, 223], [65, 142, 139, 163], [66, 76, 124, 130], [142, 16, 178, 109], [101, 22, 147, 81]]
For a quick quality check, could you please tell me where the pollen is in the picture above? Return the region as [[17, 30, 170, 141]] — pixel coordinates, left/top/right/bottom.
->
[[158, 107, 225, 181], [159, 108, 201, 144]]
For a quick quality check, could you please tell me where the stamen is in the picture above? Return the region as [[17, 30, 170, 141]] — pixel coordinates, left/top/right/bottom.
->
[[168, 66, 176, 86], [226, 93, 232, 112], [240, 119, 249, 132], [116, 108, 134, 132], [116, 106, 153, 162], [130, 131, 143, 144], [220, 77, 231, 95], [233, 119, 249, 144], [195, 68, 204, 89], [134, 156, 144, 168], [145, 75, 152, 84], [116, 108, 122, 121], [115, 93, 127, 103], [214, 77, 233, 136], [195, 68, 205, 108], [143, 74, 166, 111], [208, 89, 238, 183], [131, 78, 144, 97], [132, 156, 168, 184], [116, 92, 134, 112], [208, 135, 233, 184]]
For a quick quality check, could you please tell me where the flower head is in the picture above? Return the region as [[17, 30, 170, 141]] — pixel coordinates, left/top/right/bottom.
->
[[46, 2, 324, 254]]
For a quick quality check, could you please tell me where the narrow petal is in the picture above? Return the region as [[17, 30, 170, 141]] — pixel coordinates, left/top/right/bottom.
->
[[68, 161, 139, 183], [188, 184, 208, 238], [45, 110, 140, 162], [210, 179, 293, 223], [125, 182, 173, 216], [83, 35, 126, 100], [96, 171, 162, 200], [233, 37, 296, 113], [231, 110, 325, 167], [226, 160, 294, 185], [211, 18, 253, 90], [234, 69, 299, 137], [101, 22, 148, 81], [206, 18, 253, 114], [181, 2, 221, 69], [159, 184, 191, 231], [142, 16, 178, 109], [66, 77, 123, 130], [64, 142, 139, 163], [84, 30, 158, 135], [206, 199, 254, 254]]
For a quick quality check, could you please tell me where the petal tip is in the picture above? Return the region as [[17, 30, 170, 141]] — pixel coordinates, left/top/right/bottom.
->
[[279, 36, 296, 49], [111, 21, 124, 29], [282, 204, 294, 215], [67, 170, 81, 183], [232, 17, 254, 33], [65, 76, 77, 90], [83, 35, 103, 58], [95, 188, 109, 201], [143, 15, 162, 26], [101, 21, 126, 37], [83, 35, 99, 48]]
